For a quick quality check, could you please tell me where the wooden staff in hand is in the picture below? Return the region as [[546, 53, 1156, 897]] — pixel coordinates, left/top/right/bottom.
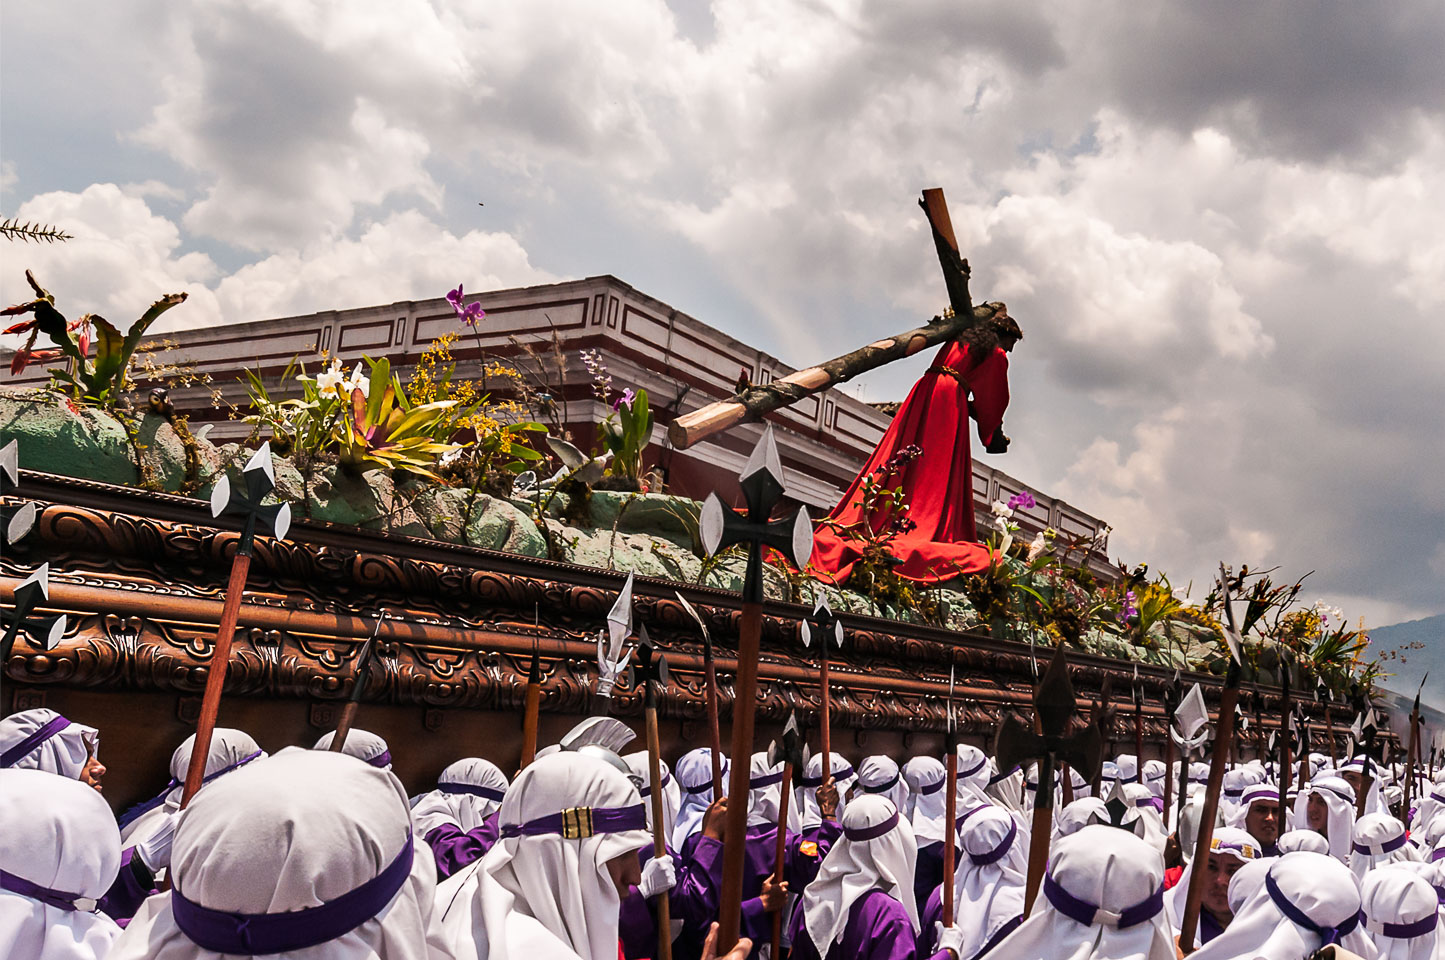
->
[[1178, 565, 1246, 953], [766, 715, 805, 960], [943, 665, 959, 927], [1278, 653, 1294, 810], [668, 189, 1009, 451], [1132, 665, 1145, 783], [328, 610, 388, 754], [699, 426, 814, 951], [678, 592, 725, 795], [519, 634, 542, 771], [182, 444, 290, 807], [801, 597, 844, 788], [995, 645, 1102, 913], [635, 627, 674, 960]]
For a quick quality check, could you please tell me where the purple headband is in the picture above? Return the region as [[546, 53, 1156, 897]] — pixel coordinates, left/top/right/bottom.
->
[[1365, 911, 1438, 940], [1043, 873, 1164, 929], [988, 764, 1020, 786], [968, 821, 1018, 866], [1352, 832, 1407, 857], [749, 771, 784, 789], [1265, 871, 1360, 946], [862, 772, 901, 795], [0, 715, 72, 768], [638, 770, 672, 799], [956, 803, 991, 828], [500, 804, 647, 840], [959, 755, 988, 779], [367, 750, 392, 768], [1313, 784, 1354, 805], [801, 764, 854, 788], [1, 868, 96, 912], [119, 750, 264, 828], [439, 782, 506, 802], [172, 833, 414, 954], [918, 777, 945, 796], [844, 810, 899, 842]]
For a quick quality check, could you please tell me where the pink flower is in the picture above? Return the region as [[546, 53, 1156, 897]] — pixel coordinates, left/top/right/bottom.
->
[[612, 387, 636, 410], [1007, 491, 1037, 511]]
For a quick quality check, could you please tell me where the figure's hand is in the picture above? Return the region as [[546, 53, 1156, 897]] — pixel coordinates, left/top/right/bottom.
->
[[935, 922, 965, 960], [985, 430, 1010, 454], [702, 922, 753, 960], [702, 797, 729, 841], [639, 854, 677, 898], [817, 779, 839, 820], [760, 874, 789, 912]]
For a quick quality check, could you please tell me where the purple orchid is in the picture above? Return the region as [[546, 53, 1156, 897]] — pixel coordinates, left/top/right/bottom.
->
[[1006, 491, 1037, 512], [446, 284, 486, 327], [613, 387, 636, 411]]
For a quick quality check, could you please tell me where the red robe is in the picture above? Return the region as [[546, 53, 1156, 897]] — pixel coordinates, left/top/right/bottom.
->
[[810, 340, 1009, 584]]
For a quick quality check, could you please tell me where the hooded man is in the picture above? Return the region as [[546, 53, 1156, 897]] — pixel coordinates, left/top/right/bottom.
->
[[1302, 776, 1359, 862], [1226, 783, 1285, 856], [0, 768, 123, 960], [438, 750, 653, 960], [1359, 867, 1440, 960], [1163, 827, 1263, 947], [1350, 814, 1418, 883], [672, 747, 728, 852], [1189, 851, 1375, 960], [858, 756, 911, 820], [986, 824, 1175, 960], [918, 805, 1026, 960], [109, 749, 452, 960], [788, 796, 959, 960], [797, 753, 856, 833], [901, 756, 952, 910], [411, 758, 510, 879], [0, 708, 103, 788], [313, 728, 392, 769]]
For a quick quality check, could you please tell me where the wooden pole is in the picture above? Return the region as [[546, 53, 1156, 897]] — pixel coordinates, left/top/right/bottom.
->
[[705, 640, 724, 795], [1323, 702, 1338, 766], [1279, 671, 1294, 812], [717, 603, 763, 950], [520, 643, 542, 770], [819, 652, 832, 783], [1023, 752, 1055, 914], [179, 551, 251, 807], [769, 760, 794, 960], [1178, 678, 1240, 953], [943, 748, 958, 926], [644, 681, 673, 960]]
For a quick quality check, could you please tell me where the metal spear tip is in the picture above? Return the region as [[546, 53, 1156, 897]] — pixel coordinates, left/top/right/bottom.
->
[[607, 572, 635, 651], [0, 439, 17, 486], [1035, 644, 1078, 738], [210, 474, 232, 519], [738, 426, 787, 519], [1217, 562, 1244, 665], [700, 493, 725, 557], [39, 615, 66, 651], [272, 502, 292, 542], [242, 442, 279, 500], [800, 618, 812, 649], [791, 507, 813, 569], [16, 562, 52, 605], [675, 591, 711, 644], [5, 500, 38, 545], [740, 424, 786, 491]]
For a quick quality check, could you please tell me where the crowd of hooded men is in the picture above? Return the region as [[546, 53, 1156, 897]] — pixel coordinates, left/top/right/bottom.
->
[[1, 706, 1443, 960]]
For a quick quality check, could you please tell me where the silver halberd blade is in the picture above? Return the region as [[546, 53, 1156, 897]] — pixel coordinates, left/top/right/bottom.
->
[[607, 572, 635, 656], [741, 424, 785, 488]]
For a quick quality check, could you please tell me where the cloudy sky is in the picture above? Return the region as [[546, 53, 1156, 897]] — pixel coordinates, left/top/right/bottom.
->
[[4, 0, 1443, 636]]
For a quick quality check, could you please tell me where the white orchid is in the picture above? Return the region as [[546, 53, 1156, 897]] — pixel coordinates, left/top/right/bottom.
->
[[312, 359, 346, 397], [991, 499, 1014, 519], [1027, 531, 1047, 562], [341, 363, 370, 399]]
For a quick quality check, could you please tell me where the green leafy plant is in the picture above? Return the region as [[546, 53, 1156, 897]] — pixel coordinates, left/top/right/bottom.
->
[[598, 388, 653, 482], [4, 270, 186, 405], [335, 357, 461, 479]]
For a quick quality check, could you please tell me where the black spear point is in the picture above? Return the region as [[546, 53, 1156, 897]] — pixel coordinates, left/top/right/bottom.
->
[[210, 443, 291, 548]]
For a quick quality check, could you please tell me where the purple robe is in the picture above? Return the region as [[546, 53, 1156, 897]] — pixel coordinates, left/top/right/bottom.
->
[[619, 844, 719, 960], [787, 888, 949, 960], [674, 821, 841, 960], [918, 884, 1023, 959], [913, 840, 953, 914], [96, 846, 155, 924], [424, 811, 500, 879]]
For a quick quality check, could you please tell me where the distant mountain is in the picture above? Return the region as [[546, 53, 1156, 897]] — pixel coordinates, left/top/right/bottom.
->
[[1372, 613, 1445, 753]]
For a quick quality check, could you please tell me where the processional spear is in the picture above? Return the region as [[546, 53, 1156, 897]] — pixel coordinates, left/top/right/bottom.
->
[[1161, 672, 1179, 825], [699, 425, 813, 951], [1350, 689, 1378, 820], [1132, 665, 1145, 783], [942, 665, 959, 927], [766, 714, 806, 960], [183, 444, 291, 806], [519, 617, 542, 770], [995, 645, 1102, 913], [1278, 653, 1294, 810], [593, 572, 638, 717], [1404, 676, 1425, 817], [1178, 565, 1245, 953], [1171, 683, 1211, 832], [327, 609, 388, 754], [667, 188, 1008, 452], [1321, 681, 1339, 767], [1090, 674, 1115, 797], [800, 596, 843, 783], [634, 627, 674, 960], [677, 592, 725, 794]]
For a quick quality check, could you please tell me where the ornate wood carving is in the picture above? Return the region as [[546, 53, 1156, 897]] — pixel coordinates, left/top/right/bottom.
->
[[2, 474, 1369, 748]]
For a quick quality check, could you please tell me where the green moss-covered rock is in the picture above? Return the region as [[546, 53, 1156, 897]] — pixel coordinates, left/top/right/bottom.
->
[[464, 495, 547, 557], [0, 393, 137, 485], [588, 492, 699, 549]]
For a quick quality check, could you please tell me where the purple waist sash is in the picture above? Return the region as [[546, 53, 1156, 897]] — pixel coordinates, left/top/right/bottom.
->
[[1043, 874, 1163, 929], [0, 868, 96, 912], [171, 833, 413, 954], [1352, 832, 1407, 857], [439, 782, 506, 802], [968, 821, 1017, 866], [500, 803, 646, 839], [844, 810, 899, 842], [0, 715, 71, 767], [1265, 872, 1360, 945]]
